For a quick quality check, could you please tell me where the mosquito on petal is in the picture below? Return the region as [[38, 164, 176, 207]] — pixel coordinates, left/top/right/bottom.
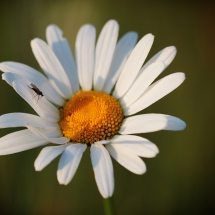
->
[[28, 83, 44, 103]]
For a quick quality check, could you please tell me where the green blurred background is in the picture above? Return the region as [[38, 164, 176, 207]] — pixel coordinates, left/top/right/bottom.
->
[[0, 0, 214, 214]]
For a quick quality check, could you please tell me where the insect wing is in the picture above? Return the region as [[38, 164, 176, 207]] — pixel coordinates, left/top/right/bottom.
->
[[30, 83, 39, 91]]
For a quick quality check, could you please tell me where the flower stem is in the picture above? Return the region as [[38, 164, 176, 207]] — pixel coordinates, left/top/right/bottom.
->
[[103, 197, 115, 215]]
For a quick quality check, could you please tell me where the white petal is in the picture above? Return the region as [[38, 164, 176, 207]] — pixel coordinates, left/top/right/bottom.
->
[[124, 72, 186, 116], [12, 80, 59, 122], [26, 124, 69, 144], [31, 38, 72, 99], [102, 32, 138, 93], [120, 61, 165, 107], [106, 144, 146, 174], [110, 135, 159, 158], [0, 129, 48, 155], [0, 62, 64, 106], [35, 145, 68, 171], [137, 46, 177, 78], [113, 34, 154, 99], [0, 113, 58, 128], [57, 144, 87, 185], [46, 25, 79, 94], [90, 143, 114, 198], [2, 72, 27, 85], [159, 115, 186, 131], [75, 24, 95, 90], [94, 20, 119, 91], [120, 114, 186, 134], [95, 140, 111, 145]]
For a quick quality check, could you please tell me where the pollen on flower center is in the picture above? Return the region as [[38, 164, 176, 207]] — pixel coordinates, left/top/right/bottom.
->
[[60, 91, 124, 144]]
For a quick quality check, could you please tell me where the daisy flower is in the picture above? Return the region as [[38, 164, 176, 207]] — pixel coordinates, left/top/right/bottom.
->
[[0, 20, 186, 198]]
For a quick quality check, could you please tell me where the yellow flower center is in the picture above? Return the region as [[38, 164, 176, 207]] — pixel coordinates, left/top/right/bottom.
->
[[60, 91, 124, 144]]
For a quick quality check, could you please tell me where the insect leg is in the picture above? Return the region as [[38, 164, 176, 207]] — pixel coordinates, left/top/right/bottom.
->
[[32, 94, 38, 100]]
